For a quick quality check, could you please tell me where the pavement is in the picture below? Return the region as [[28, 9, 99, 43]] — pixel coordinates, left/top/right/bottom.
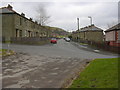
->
[[1, 39, 118, 88]]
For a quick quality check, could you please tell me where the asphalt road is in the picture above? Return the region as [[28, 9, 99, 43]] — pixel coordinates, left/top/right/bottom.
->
[[2, 39, 118, 59], [1, 39, 118, 88]]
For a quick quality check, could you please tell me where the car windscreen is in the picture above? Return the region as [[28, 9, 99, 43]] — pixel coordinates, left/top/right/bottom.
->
[[51, 38, 56, 40]]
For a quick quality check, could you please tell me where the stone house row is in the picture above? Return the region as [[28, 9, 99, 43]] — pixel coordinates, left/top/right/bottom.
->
[[72, 24, 104, 43], [0, 4, 54, 41]]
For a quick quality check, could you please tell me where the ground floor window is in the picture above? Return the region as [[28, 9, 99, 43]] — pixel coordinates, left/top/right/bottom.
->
[[16, 29, 22, 37], [25, 30, 27, 37], [28, 31, 32, 37], [36, 32, 39, 37], [16, 29, 19, 37], [19, 30, 22, 37]]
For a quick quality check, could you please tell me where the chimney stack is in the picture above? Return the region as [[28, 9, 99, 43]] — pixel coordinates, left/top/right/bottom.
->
[[7, 4, 13, 10], [30, 18, 33, 21], [21, 13, 25, 17]]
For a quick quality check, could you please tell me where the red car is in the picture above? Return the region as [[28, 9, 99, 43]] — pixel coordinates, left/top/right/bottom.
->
[[50, 38, 57, 44]]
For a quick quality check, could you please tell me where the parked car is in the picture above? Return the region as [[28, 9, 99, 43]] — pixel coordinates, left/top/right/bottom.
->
[[65, 37, 70, 42], [50, 38, 57, 44]]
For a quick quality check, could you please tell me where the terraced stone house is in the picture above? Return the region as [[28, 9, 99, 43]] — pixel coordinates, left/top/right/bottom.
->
[[72, 24, 104, 43], [0, 4, 47, 42]]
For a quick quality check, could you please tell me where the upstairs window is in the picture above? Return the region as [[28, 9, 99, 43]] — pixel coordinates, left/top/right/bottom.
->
[[20, 18, 22, 25]]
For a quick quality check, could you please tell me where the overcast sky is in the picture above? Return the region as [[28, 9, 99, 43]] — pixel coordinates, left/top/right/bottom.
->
[[1, 0, 119, 31]]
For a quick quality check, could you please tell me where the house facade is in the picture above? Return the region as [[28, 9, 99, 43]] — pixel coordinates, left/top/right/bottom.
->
[[105, 23, 120, 47], [72, 24, 104, 43], [0, 4, 47, 42]]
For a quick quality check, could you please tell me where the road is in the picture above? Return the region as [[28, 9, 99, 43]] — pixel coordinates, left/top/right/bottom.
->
[[2, 39, 118, 59], [1, 39, 118, 88]]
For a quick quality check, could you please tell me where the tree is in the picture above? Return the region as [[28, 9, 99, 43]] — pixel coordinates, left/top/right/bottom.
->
[[35, 4, 51, 26]]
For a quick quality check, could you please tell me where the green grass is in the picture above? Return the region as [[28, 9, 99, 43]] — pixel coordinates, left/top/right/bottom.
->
[[0, 49, 15, 56], [70, 58, 118, 88]]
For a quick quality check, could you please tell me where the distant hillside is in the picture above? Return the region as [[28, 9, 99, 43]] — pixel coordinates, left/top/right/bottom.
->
[[42, 26, 67, 32], [41, 26, 68, 37]]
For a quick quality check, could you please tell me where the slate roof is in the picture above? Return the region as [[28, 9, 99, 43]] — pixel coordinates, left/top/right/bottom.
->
[[0, 4, 37, 24], [105, 23, 120, 32], [80, 24, 103, 32], [0, 7, 15, 14], [0, 5, 16, 14]]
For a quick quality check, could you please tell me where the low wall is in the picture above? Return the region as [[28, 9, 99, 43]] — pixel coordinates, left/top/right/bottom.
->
[[72, 38, 120, 54], [109, 41, 120, 47], [10, 37, 51, 45]]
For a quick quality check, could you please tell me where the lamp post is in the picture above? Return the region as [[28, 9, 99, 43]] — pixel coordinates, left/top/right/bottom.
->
[[88, 16, 93, 44], [88, 16, 92, 26], [88, 16, 93, 32], [77, 18, 80, 31]]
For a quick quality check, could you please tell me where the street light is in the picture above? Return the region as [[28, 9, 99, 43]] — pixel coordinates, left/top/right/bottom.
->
[[77, 18, 80, 31], [88, 16, 93, 31], [88, 16, 92, 26]]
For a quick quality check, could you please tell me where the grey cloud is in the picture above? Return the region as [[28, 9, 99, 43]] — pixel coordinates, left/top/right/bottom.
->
[[0, 1, 118, 31]]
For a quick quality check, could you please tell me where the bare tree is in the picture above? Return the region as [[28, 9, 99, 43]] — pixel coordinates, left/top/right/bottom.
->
[[35, 4, 51, 26]]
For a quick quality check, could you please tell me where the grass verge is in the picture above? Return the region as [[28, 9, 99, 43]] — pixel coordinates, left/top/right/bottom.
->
[[0, 49, 15, 57], [70, 58, 118, 88]]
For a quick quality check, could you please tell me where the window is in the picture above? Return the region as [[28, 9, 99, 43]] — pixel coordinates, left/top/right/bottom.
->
[[19, 30, 22, 37], [24, 19, 27, 26], [28, 31, 31, 37], [36, 32, 39, 37], [25, 30, 27, 37], [20, 18, 22, 25], [16, 29, 19, 37], [33, 24, 35, 28], [16, 29, 22, 37]]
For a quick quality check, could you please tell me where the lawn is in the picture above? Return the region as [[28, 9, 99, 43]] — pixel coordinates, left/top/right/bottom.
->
[[70, 58, 118, 88]]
